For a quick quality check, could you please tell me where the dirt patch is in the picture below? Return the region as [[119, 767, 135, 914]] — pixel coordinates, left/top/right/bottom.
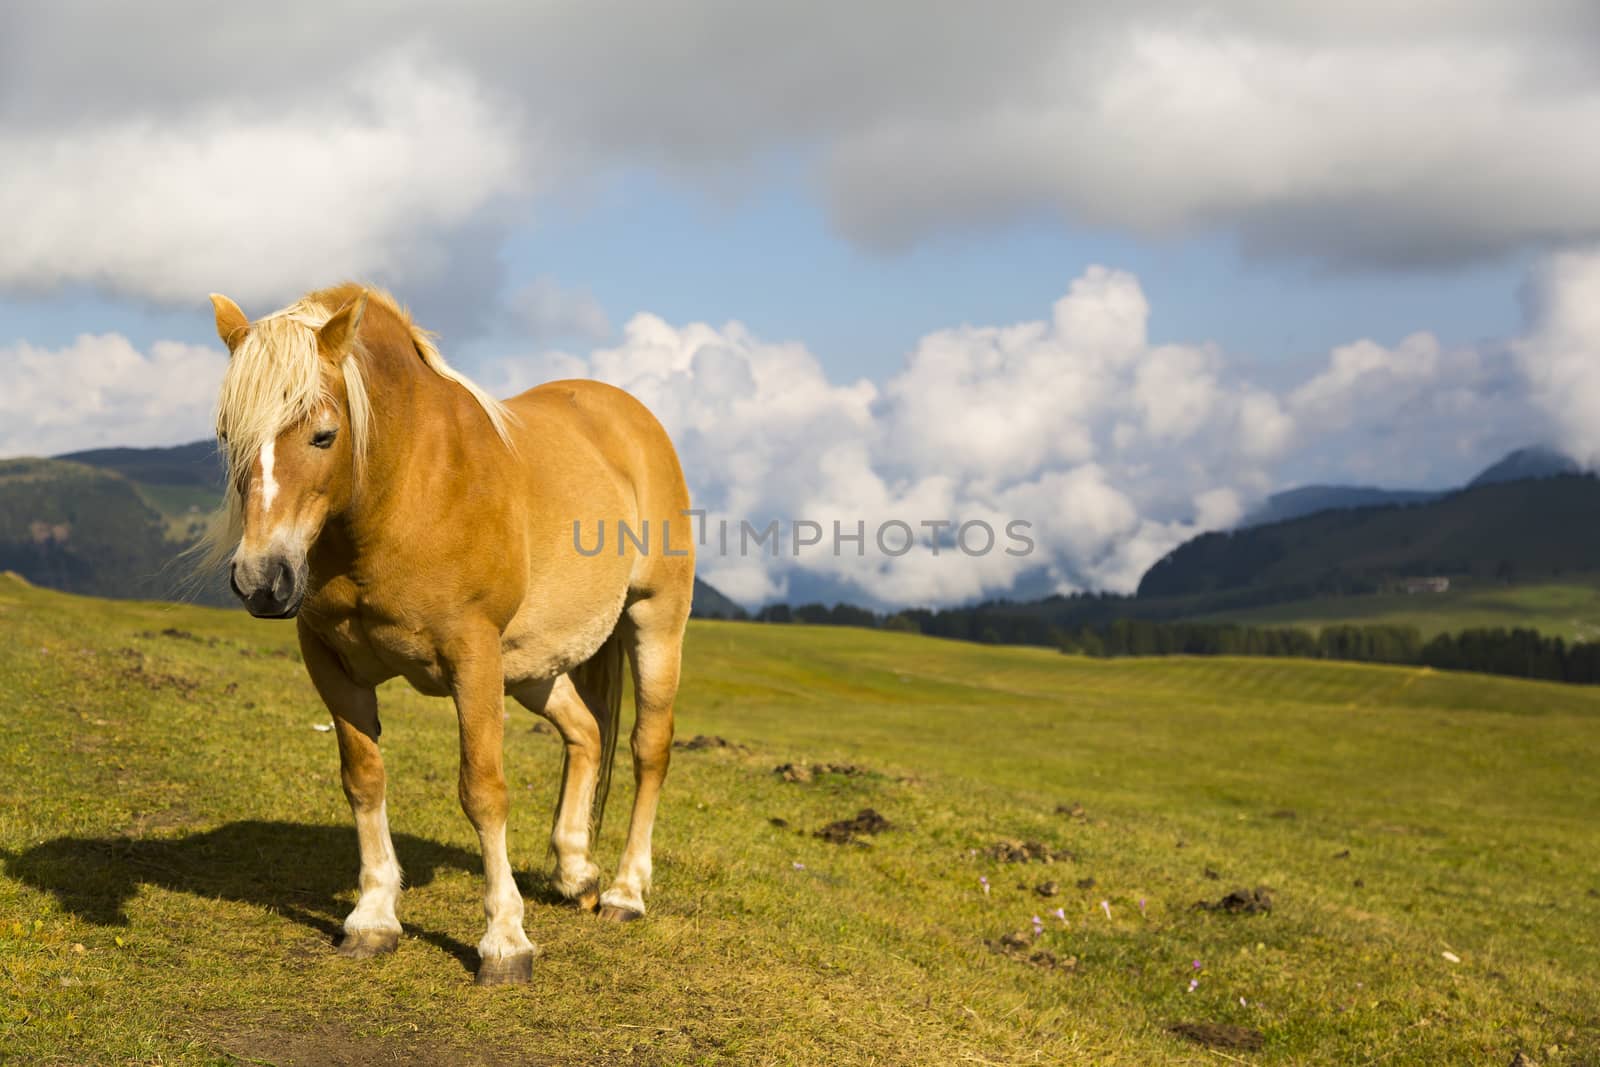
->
[[137, 627, 216, 646], [1196, 887, 1274, 914], [1075, 877, 1096, 890], [1269, 809, 1297, 820], [1034, 880, 1060, 897], [115, 649, 201, 697], [986, 929, 1077, 972], [814, 808, 891, 845], [1055, 802, 1087, 820], [774, 761, 868, 782], [529, 720, 553, 735], [767, 816, 790, 829], [1168, 1022, 1265, 1051], [675, 735, 748, 752], [985, 839, 1070, 864]]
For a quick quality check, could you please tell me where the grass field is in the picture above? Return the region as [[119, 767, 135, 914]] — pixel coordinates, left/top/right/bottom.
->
[[1, 572, 1597, 1065], [1201, 578, 1600, 642]]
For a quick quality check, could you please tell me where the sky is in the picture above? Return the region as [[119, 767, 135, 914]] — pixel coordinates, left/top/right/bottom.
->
[[3, 2, 1599, 608]]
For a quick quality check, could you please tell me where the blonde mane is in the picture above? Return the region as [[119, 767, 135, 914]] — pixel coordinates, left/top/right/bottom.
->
[[196, 286, 515, 571]]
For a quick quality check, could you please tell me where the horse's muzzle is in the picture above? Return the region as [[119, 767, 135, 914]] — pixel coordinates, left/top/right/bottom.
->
[[231, 555, 304, 619]]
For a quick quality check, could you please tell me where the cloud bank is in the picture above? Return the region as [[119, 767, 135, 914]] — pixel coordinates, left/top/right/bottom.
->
[[3, 3, 1600, 312], [484, 255, 1576, 608]]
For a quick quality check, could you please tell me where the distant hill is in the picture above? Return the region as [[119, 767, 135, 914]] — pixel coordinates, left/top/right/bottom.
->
[[0, 457, 207, 601], [1239, 445, 1582, 529], [691, 578, 746, 619], [57, 440, 222, 488], [1467, 445, 1580, 487], [1140, 474, 1600, 599], [1241, 485, 1441, 527]]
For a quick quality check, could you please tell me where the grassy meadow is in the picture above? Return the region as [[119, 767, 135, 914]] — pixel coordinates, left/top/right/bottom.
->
[[1, 572, 1597, 1064]]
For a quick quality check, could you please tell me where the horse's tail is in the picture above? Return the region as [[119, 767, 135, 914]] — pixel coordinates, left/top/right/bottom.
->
[[565, 628, 627, 839]]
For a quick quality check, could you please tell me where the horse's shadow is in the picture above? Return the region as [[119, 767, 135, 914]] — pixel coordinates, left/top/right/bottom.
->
[[0, 820, 562, 974]]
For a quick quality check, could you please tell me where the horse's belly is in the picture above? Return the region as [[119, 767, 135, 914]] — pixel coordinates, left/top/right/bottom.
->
[[500, 585, 629, 687]]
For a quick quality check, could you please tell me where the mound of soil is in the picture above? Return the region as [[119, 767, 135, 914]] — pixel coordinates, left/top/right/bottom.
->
[[1196, 887, 1274, 914], [115, 649, 201, 697], [675, 735, 747, 752], [986, 839, 1069, 864], [814, 808, 891, 845], [1056, 802, 1087, 819], [985, 929, 1077, 972], [1169, 1022, 1264, 1051], [1034, 881, 1060, 897], [774, 761, 868, 782]]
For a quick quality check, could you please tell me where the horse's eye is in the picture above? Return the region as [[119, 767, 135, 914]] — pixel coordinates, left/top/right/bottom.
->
[[311, 428, 338, 449]]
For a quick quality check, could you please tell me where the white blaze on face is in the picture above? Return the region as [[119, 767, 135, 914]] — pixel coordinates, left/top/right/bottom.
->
[[259, 440, 279, 515]]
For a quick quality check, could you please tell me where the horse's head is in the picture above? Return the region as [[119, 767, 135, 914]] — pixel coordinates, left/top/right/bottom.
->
[[208, 290, 369, 618]]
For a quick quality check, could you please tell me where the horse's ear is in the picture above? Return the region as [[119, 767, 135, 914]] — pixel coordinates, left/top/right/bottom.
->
[[318, 292, 369, 359], [209, 293, 249, 353]]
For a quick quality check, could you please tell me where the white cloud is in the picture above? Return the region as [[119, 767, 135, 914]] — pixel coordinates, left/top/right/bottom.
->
[[0, 334, 223, 457], [823, 10, 1600, 265], [0, 55, 529, 308], [1514, 247, 1600, 466], [496, 265, 1298, 607]]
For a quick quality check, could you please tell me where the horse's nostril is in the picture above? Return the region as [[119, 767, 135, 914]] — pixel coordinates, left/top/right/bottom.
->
[[272, 560, 293, 600]]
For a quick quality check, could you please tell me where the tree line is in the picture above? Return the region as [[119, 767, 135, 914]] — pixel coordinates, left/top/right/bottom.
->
[[740, 601, 1600, 686]]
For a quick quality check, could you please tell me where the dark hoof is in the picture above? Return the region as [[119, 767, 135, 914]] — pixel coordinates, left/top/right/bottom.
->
[[336, 929, 399, 959], [598, 904, 644, 923], [475, 952, 535, 986]]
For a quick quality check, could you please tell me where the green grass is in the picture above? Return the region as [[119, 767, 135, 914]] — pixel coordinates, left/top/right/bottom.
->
[[1, 573, 1597, 1065], [1201, 577, 1600, 641]]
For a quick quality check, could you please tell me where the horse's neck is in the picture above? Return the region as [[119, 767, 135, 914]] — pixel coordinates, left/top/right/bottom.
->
[[343, 344, 511, 552]]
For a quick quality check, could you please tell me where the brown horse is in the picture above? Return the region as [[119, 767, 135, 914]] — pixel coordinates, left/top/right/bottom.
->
[[203, 284, 694, 985]]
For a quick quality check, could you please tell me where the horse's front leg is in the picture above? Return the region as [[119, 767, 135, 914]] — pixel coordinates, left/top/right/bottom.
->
[[299, 626, 402, 958], [449, 631, 536, 985]]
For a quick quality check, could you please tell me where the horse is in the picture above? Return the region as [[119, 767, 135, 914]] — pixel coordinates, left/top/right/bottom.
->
[[202, 283, 694, 985]]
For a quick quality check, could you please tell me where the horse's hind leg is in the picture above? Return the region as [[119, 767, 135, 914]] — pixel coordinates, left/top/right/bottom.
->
[[510, 675, 603, 910], [599, 600, 685, 921], [299, 627, 402, 958]]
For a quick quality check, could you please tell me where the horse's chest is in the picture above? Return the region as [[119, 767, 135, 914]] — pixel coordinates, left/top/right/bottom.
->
[[312, 610, 451, 696]]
